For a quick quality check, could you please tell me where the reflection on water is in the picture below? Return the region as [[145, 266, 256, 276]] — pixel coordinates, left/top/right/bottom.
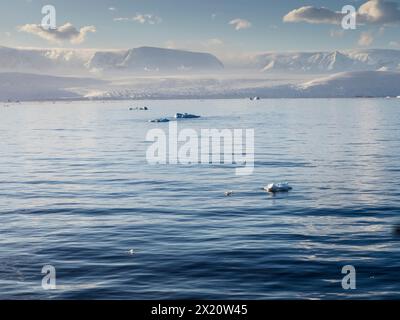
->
[[0, 98, 400, 299]]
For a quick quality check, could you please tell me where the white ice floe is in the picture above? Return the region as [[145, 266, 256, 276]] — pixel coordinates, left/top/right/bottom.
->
[[149, 118, 170, 123], [174, 113, 201, 119], [130, 106, 148, 111], [264, 183, 292, 193]]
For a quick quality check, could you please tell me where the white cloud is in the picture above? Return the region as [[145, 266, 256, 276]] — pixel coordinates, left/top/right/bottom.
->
[[109, 7, 116, 11], [229, 18, 252, 30], [283, 6, 344, 24], [330, 29, 345, 38], [358, 32, 374, 46], [134, 14, 162, 24], [18, 22, 96, 44], [283, 0, 400, 26], [389, 41, 400, 47], [115, 13, 162, 25], [358, 0, 400, 24]]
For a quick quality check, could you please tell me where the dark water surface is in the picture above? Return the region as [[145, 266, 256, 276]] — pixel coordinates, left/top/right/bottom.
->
[[1, 99, 400, 299]]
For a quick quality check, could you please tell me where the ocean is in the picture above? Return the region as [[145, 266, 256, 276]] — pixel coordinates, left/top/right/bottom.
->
[[1, 98, 399, 299]]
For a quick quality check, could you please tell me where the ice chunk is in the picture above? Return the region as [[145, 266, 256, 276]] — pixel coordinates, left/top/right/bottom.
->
[[175, 113, 200, 119], [264, 182, 292, 193], [149, 118, 170, 123]]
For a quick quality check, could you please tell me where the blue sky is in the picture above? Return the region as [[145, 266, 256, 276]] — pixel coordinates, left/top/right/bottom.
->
[[1, 0, 400, 54]]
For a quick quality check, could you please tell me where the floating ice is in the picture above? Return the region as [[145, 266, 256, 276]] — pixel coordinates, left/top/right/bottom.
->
[[264, 182, 292, 193], [149, 118, 170, 123], [175, 113, 200, 119]]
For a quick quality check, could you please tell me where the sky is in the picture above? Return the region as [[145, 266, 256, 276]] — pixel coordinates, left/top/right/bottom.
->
[[1, 0, 400, 56]]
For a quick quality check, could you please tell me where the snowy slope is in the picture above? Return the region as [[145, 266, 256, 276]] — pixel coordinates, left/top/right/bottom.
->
[[0, 72, 105, 101], [81, 71, 400, 99], [253, 49, 400, 73], [296, 71, 400, 97]]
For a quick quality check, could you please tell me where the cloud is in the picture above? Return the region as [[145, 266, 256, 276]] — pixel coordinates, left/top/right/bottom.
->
[[115, 13, 162, 25], [134, 14, 162, 24], [18, 22, 95, 44], [389, 40, 400, 47], [229, 18, 252, 30], [283, 0, 400, 26], [358, 32, 374, 46], [283, 6, 344, 24], [358, 0, 400, 24], [330, 29, 345, 38], [109, 7, 116, 11]]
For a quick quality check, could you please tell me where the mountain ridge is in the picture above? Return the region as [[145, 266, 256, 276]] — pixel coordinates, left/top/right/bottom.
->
[[0, 46, 224, 75]]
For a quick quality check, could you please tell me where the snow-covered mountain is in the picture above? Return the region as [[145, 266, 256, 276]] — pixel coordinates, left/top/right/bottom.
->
[[0, 46, 93, 75], [2, 46, 400, 75], [0, 46, 224, 75], [86, 47, 224, 73], [252, 49, 400, 73]]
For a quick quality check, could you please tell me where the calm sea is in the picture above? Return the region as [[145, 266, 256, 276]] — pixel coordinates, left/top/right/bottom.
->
[[1, 98, 400, 299]]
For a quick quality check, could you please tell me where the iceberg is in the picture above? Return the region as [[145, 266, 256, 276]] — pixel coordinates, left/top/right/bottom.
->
[[130, 106, 148, 111], [149, 118, 170, 123], [174, 113, 200, 119], [264, 183, 292, 193]]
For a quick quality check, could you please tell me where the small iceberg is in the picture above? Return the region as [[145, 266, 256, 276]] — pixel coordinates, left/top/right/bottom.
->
[[175, 113, 200, 119], [130, 106, 148, 111], [149, 118, 170, 123], [264, 182, 292, 193], [250, 96, 260, 101], [224, 191, 234, 197]]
